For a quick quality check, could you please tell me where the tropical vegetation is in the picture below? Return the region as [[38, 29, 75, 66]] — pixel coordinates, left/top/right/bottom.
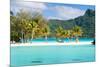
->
[[10, 9, 95, 43]]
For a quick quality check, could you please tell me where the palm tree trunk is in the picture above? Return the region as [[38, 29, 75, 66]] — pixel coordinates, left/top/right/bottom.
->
[[31, 30, 34, 43], [32, 30, 34, 39], [21, 31, 24, 43]]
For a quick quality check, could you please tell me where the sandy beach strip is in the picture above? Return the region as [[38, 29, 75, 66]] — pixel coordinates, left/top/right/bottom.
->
[[11, 41, 93, 47]]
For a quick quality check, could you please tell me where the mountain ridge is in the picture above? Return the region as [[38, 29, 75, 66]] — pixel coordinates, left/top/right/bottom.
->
[[48, 9, 95, 38]]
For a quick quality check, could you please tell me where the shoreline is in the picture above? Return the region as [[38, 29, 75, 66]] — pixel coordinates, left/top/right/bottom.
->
[[11, 41, 93, 47]]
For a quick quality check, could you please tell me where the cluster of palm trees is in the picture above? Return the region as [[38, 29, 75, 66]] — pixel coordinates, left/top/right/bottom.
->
[[10, 10, 50, 43], [10, 10, 83, 43], [55, 26, 83, 42]]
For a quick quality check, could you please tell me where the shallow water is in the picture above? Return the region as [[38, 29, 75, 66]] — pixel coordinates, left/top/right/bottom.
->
[[21, 38, 94, 43], [10, 44, 95, 67]]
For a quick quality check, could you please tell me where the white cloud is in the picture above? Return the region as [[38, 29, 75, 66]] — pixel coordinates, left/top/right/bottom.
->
[[16, 1, 47, 9], [47, 16, 63, 20], [11, 1, 86, 20], [11, 1, 47, 14], [50, 6, 85, 20]]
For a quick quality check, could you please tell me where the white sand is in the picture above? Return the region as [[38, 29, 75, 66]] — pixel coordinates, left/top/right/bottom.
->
[[11, 41, 93, 47]]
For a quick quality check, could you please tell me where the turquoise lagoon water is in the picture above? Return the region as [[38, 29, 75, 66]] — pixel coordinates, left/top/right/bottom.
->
[[22, 38, 94, 43], [11, 38, 95, 67]]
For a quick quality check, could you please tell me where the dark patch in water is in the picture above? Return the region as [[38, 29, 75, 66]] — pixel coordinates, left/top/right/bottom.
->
[[72, 59, 81, 61], [31, 60, 42, 63], [92, 40, 95, 45]]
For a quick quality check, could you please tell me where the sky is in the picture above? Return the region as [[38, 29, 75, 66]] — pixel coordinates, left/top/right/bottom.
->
[[11, 0, 95, 20]]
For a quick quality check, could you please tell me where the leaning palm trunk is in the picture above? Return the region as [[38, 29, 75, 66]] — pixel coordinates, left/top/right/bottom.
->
[[31, 30, 34, 43], [21, 31, 24, 43]]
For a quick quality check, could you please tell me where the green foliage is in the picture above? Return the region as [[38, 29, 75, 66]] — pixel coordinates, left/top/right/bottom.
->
[[72, 26, 83, 37], [10, 10, 50, 42], [49, 9, 95, 38], [10, 9, 95, 42]]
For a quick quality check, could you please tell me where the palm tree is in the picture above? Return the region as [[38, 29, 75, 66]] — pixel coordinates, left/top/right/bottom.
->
[[19, 19, 27, 43], [42, 26, 50, 40], [30, 21, 38, 40], [16, 9, 33, 43], [72, 26, 83, 42], [65, 30, 72, 42], [67, 30, 75, 42], [32, 13, 49, 39], [55, 26, 67, 42], [55, 26, 63, 38]]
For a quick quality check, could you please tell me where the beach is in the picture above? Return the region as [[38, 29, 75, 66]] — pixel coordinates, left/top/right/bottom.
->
[[11, 41, 93, 47]]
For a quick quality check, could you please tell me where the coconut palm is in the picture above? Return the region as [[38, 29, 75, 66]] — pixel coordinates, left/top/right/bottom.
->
[[65, 30, 75, 42], [16, 9, 34, 43], [55, 26, 63, 38], [18, 19, 28, 43], [72, 26, 83, 42], [65, 30, 72, 42], [42, 26, 50, 40], [30, 21, 38, 39], [32, 13, 49, 37], [55, 26, 67, 42]]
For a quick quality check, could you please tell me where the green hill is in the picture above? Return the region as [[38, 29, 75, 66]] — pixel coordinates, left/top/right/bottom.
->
[[48, 9, 95, 38]]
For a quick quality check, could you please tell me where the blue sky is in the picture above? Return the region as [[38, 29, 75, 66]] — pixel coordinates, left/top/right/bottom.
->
[[11, 1, 95, 20]]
